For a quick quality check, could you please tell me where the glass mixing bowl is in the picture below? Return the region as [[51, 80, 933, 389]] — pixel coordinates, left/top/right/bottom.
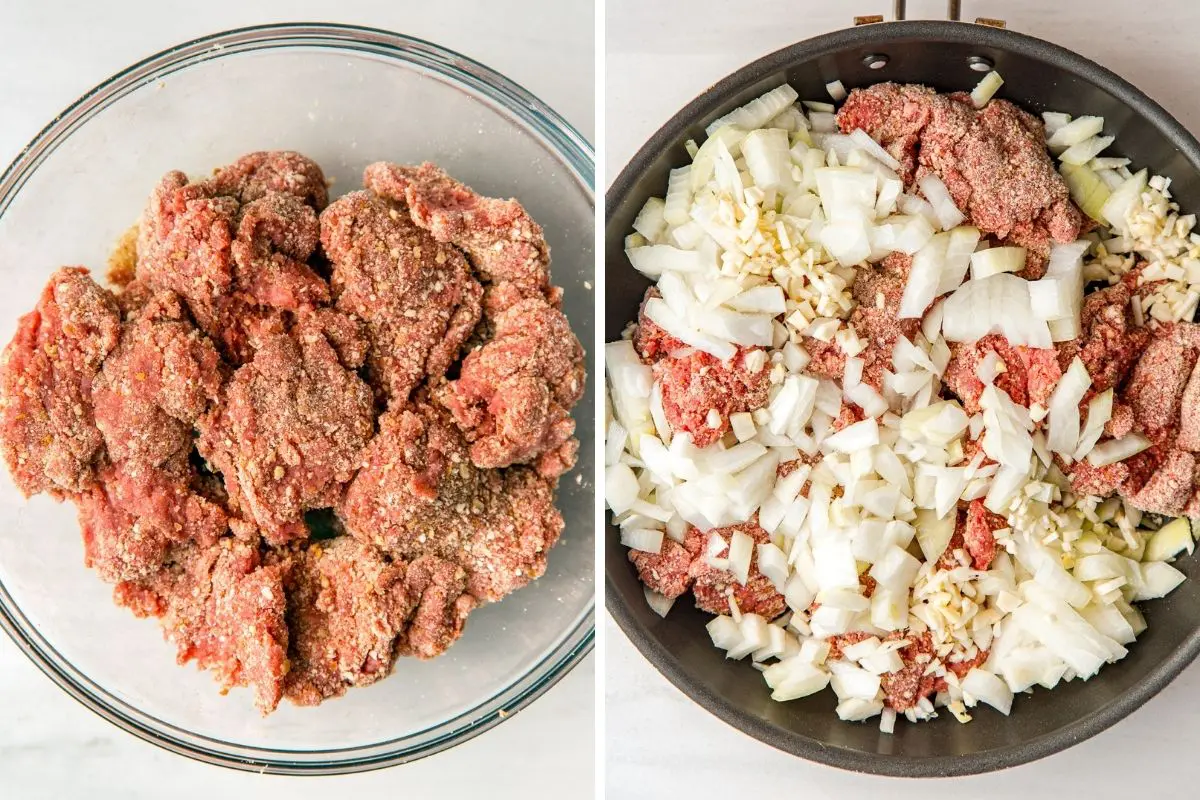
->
[[0, 23, 595, 774]]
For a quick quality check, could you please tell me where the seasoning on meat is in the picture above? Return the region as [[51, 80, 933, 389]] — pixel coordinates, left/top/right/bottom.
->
[[76, 457, 227, 582], [91, 290, 224, 467], [634, 288, 768, 449], [364, 161, 554, 311], [211, 150, 329, 210], [0, 268, 121, 496], [321, 189, 482, 405], [0, 151, 582, 714], [196, 318, 374, 544], [281, 537, 411, 705], [114, 536, 289, 714], [437, 296, 585, 476], [838, 83, 1083, 278], [338, 403, 564, 603]]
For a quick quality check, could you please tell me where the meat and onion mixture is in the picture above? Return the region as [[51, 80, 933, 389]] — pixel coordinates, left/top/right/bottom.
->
[[0, 151, 584, 713], [607, 74, 1200, 730]]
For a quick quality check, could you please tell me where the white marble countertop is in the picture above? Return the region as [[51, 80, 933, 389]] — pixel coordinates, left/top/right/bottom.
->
[[606, 0, 1200, 796], [0, 2, 594, 798]]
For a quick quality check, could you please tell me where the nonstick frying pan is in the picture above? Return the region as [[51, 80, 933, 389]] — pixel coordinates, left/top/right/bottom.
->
[[604, 13, 1200, 777]]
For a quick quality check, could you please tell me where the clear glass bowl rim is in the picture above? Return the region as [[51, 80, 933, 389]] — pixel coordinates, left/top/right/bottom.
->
[[0, 21, 595, 776]]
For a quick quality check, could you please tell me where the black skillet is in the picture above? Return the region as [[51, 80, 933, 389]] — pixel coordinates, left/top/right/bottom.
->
[[604, 8, 1200, 778]]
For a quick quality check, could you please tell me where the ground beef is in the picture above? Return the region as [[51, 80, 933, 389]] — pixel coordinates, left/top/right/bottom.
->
[[963, 498, 1002, 570], [942, 334, 1053, 413], [634, 291, 769, 449], [1125, 448, 1196, 515], [1121, 332, 1196, 442], [280, 538, 470, 704], [880, 633, 941, 712], [0, 268, 121, 496], [1056, 283, 1150, 395], [838, 83, 1083, 277], [1, 153, 579, 714], [196, 317, 375, 544], [1067, 447, 1160, 498], [849, 266, 921, 390], [628, 527, 705, 599], [398, 554, 476, 660], [75, 457, 227, 583], [210, 150, 329, 210], [231, 191, 328, 312], [1177, 357, 1200, 450], [437, 296, 584, 477], [364, 161, 555, 313], [338, 403, 563, 603], [91, 291, 224, 467], [689, 521, 786, 619], [321, 189, 482, 405], [137, 153, 333, 365], [114, 536, 289, 714]]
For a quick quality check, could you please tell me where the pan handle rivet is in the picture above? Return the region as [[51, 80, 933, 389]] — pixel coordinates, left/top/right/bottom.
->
[[863, 54, 890, 70], [967, 55, 994, 72]]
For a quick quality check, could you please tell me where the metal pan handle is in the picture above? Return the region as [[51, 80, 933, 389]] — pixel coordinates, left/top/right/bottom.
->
[[855, 1, 1006, 27]]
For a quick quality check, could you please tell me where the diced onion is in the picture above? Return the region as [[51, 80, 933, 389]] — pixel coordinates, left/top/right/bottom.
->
[[970, 247, 1027, 279], [1047, 115, 1104, 150], [918, 174, 966, 230], [961, 669, 1013, 715], [706, 84, 800, 136], [1087, 434, 1152, 467], [643, 586, 676, 617], [970, 71, 1004, 108]]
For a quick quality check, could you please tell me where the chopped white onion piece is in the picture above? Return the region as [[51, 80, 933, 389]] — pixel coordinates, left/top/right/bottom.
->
[[728, 531, 754, 585], [1144, 518, 1194, 563], [826, 80, 848, 101], [918, 173, 966, 230], [849, 128, 901, 170], [605, 463, 640, 515], [706, 84, 800, 136], [970, 71, 1004, 108], [970, 246, 1027, 279], [1059, 135, 1114, 166], [643, 586, 676, 618], [1046, 357, 1091, 456], [824, 418, 880, 453], [1047, 115, 1104, 150], [960, 669, 1013, 715], [1086, 434, 1152, 467], [621, 528, 665, 554]]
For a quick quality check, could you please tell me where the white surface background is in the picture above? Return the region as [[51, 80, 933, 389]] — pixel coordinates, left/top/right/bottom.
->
[[0, 2, 594, 798], [606, 0, 1200, 797]]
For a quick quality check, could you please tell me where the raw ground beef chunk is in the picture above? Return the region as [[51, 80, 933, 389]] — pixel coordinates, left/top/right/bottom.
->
[[75, 457, 227, 583], [359, 162, 585, 474], [363, 161, 555, 312], [629, 521, 786, 619], [0, 268, 121, 496], [91, 290, 224, 467], [321, 189, 482, 406], [943, 335, 1060, 414], [196, 318, 375, 544], [338, 402, 564, 603], [136, 152, 331, 365], [436, 296, 584, 477], [114, 536, 289, 714], [838, 83, 1083, 279], [633, 288, 770, 449], [282, 537, 408, 705]]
